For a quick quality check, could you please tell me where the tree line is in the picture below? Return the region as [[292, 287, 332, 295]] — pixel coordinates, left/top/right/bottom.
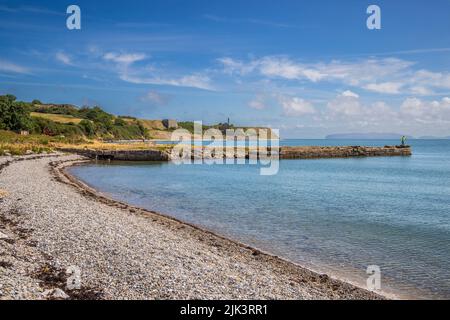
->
[[0, 95, 149, 140]]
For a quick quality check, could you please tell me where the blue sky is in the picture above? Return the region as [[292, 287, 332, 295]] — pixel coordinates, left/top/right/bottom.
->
[[1, 0, 450, 138]]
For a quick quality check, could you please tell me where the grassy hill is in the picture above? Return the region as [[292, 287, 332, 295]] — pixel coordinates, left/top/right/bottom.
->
[[30, 112, 84, 124], [1, 95, 149, 140], [0, 94, 277, 155]]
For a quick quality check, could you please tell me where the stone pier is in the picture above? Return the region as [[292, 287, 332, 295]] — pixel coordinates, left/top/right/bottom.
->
[[58, 145, 411, 161]]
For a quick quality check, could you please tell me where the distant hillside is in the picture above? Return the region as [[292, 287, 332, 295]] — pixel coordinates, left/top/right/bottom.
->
[[0, 95, 148, 140], [419, 136, 450, 139], [326, 133, 412, 140], [0, 95, 274, 141]]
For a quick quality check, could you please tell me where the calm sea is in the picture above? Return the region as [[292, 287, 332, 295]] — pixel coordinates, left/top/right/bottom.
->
[[69, 139, 450, 299]]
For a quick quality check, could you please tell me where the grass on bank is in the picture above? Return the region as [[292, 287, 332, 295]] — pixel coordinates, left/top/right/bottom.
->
[[0, 130, 58, 155], [0, 130, 174, 156], [30, 112, 84, 124], [56, 140, 173, 152]]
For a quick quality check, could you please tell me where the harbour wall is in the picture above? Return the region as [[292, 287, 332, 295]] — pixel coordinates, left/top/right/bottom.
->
[[58, 145, 412, 161]]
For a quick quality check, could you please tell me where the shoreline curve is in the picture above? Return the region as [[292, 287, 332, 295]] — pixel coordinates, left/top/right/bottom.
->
[[53, 156, 388, 300]]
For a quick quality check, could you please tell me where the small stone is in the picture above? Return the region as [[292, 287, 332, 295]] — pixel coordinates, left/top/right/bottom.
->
[[319, 274, 329, 283], [43, 288, 70, 300], [25, 150, 34, 155], [0, 189, 8, 198], [4, 152, 11, 157], [0, 231, 8, 239]]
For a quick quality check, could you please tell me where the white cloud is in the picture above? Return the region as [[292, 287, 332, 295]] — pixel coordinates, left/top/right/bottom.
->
[[279, 96, 315, 116], [218, 56, 412, 85], [217, 57, 258, 76], [277, 91, 450, 136], [400, 97, 450, 122], [258, 57, 325, 82], [326, 93, 363, 118], [318, 92, 450, 136], [409, 86, 432, 95], [103, 52, 147, 65], [218, 56, 450, 96], [341, 90, 359, 98], [0, 59, 29, 74], [56, 51, 73, 65], [363, 82, 403, 94], [410, 69, 450, 91], [324, 92, 400, 128], [121, 73, 214, 91], [101, 51, 213, 90]]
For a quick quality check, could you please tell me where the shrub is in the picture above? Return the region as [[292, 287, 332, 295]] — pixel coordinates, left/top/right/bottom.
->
[[0, 95, 34, 132], [79, 119, 95, 137], [114, 117, 127, 126]]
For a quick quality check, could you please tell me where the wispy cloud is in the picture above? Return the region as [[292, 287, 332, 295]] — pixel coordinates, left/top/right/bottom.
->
[[341, 90, 359, 98], [219, 56, 413, 83], [0, 59, 30, 74], [103, 52, 148, 65], [122, 73, 214, 91], [203, 14, 299, 29], [0, 5, 63, 16], [363, 82, 403, 94], [101, 51, 214, 90], [55, 51, 73, 66], [361, 47, 450, 57], [115, 22, 173, 28], [218, 56, 450, 95]]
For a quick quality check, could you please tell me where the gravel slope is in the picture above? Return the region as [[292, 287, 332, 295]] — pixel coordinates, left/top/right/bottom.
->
[[0, 154, 382, 300]]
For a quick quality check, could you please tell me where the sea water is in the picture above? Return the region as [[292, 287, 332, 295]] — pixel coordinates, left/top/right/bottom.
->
[[69, 139, 450, 299]]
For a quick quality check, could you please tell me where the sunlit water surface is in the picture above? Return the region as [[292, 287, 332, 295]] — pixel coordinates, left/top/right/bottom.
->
[[69, 139, 450, 299]]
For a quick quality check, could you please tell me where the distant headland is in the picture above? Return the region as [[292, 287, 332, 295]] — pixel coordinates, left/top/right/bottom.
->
[[326, 133, 413, 140]]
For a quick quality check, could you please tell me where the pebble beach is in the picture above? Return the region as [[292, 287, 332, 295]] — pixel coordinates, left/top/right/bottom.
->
[[0, 154, 382, 300]]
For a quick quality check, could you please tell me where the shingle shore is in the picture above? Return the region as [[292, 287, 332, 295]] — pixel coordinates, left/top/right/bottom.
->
[[0, 154, 382, 300]]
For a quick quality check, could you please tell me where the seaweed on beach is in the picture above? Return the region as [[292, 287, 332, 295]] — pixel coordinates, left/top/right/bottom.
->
[[0, 260, 13, 269], [33, 263, 67, 289], [66, 288, 104, 300], [15, 227, 34, 240], [0, 214, 19, 227]]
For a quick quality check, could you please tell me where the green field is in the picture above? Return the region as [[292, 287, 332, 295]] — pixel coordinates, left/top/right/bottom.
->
[[30, 112, 84, 124]]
